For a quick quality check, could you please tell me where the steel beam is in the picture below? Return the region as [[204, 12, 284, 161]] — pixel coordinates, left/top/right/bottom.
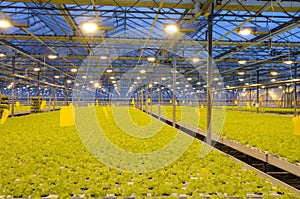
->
[[1, 35, 300, 47], [215, 17, 300, 62], [2, 53, 298, 64], [4, 0, 299, 12]]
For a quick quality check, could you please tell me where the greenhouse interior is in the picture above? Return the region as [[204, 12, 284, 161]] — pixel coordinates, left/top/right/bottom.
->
[[0, 0, 300, 198]]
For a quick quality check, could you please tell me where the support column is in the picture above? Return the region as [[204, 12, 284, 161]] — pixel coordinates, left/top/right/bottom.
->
[[0, 80, 3, 95], [64, 78, 68, 106], [53, 87, 56, 110], [231, 89, 234, 111], [286, 85, 290, 108], [266, 87, 269, 108], [150, 85, 153, 115], [206, 4, 214, 145], [27, 87, 30, 106], [294, 62, 298, 116], [249, 88, 252, 107], [11, 56, 15, 116], [37, 71, 40, 98], [145, 86, 149, 113], [172, 44, 177, 128], [141, 88, 144, 111], [158, 84, 161, 119], [256, 70, 259, 114], [52, 76, 56, 110]]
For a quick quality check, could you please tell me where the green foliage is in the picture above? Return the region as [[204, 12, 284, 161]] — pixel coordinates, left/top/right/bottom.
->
[[0, 108, 297, 198], [226, 106, 300, 115], [160, 106, 300, 163]]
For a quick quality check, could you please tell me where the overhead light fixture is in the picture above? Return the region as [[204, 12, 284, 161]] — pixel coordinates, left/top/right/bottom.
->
[[100, 56, 108, 60], [149, 84, 153, 88], [112, 80, 116, 84], [82, 76, 87, 79], [48, 54, 57, 59], [89, 80, 94, 83], [238, 71, 245, 75], [99, 21, 115, 31], [137, 77, 141, 80], [164, 24, 179, 34], [82, 21, 115, 33], [238, 78, 244, 82], [187, 77, 192, 81], [147, 57, 155, 62], [0, 52, 6, 57], [110, 76, 115, 80], [270, 71, 278, 76], [71, 68, 78, 73], [161, 77, 166, 81], [54, 75, 60, 79], [106, 69, 113, 73], [279, 86, 283, 89], [238, 60, 247, 65], [82, 22, 98, 33], [66, 80, 72, 84], [33, 67, 41, 72], [283, 60, 294, 65], [271, 78, 276, 82], [237, 27, 251, 36], [236, 26, 269, 35], [140, 69, 146, 74], [94, 82, 100, 88], [0, 18, 11, 28], [180, 24, 196, 32], [191, 57, 201, 63], [164, 23, 196, 34]]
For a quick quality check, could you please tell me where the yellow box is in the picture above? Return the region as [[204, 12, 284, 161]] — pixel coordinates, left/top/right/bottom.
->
[[60, 106, 74, 127], [0, 109, 9, 124], [246, 102, 251, 109], [16, 101, 20, 107], [40, 100, 46, 110], [292, 116, 300, 135]]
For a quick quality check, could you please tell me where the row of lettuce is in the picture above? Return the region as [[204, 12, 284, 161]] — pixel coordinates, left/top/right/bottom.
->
[[149, 105, 300, 164], [226, 106, 300, 115], [0, 107, 297, 198]]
